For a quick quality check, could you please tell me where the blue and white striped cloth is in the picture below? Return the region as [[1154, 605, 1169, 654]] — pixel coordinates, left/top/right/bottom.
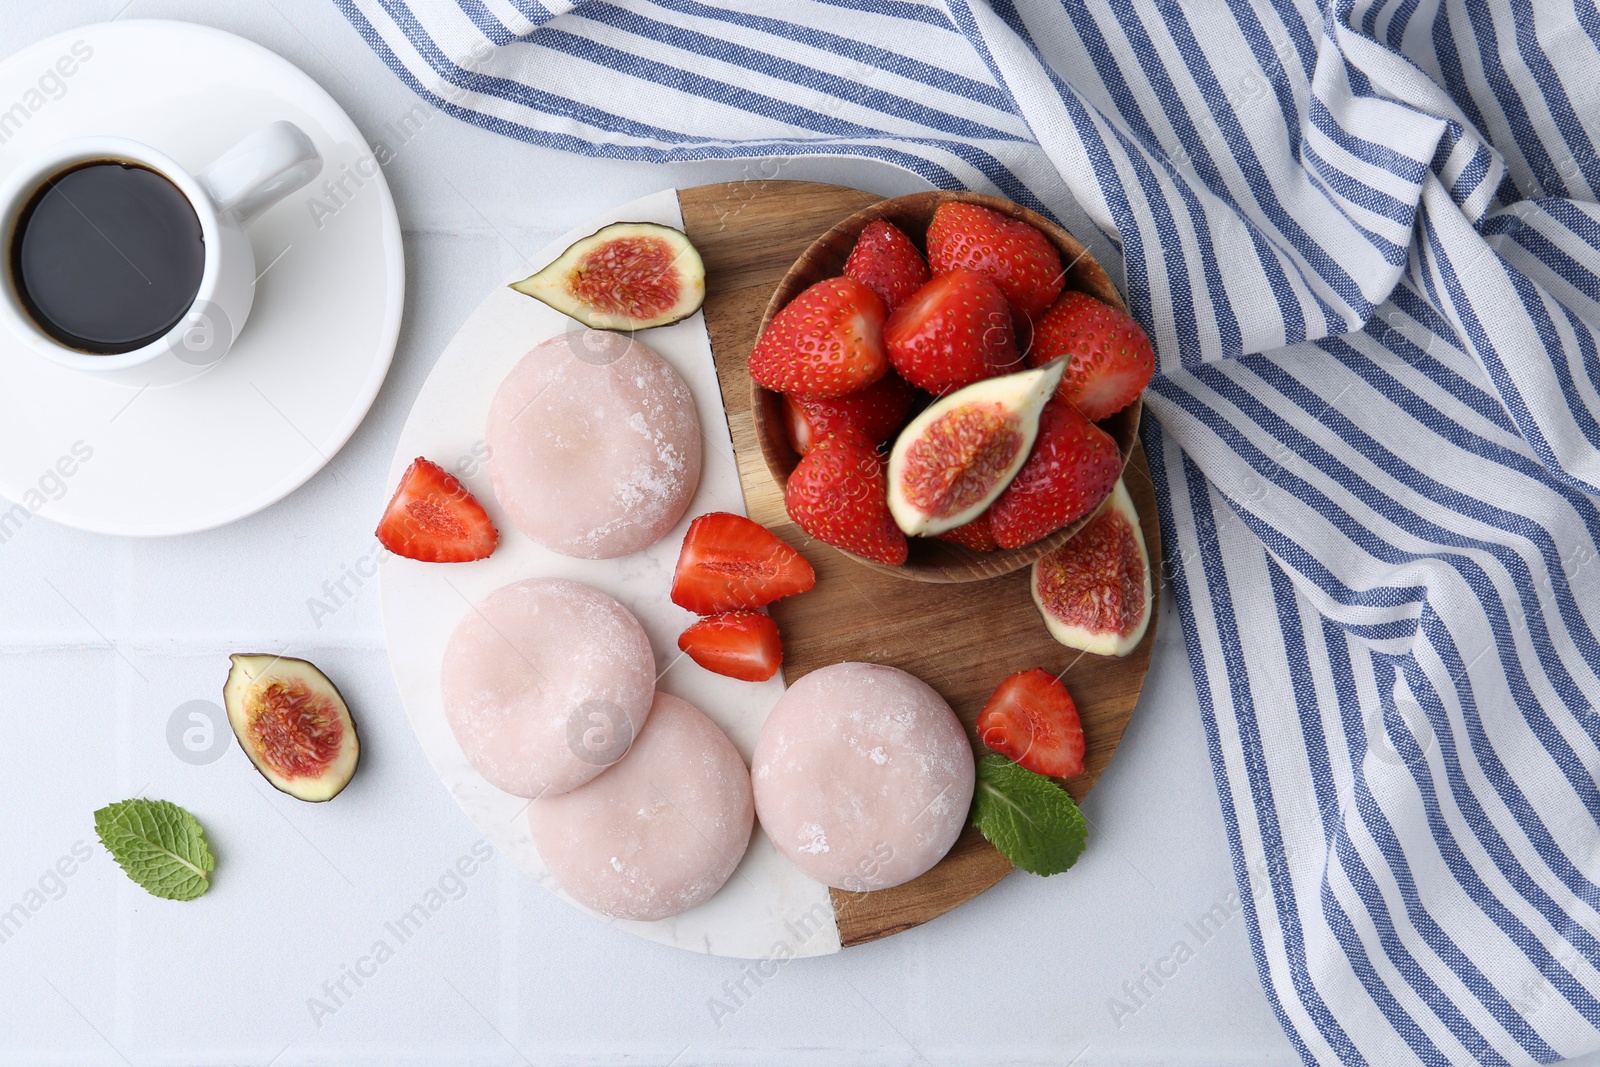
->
[[339, 2, 1600, 1063]]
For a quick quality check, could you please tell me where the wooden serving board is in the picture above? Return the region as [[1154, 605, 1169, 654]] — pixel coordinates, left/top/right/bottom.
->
[[677, 181, 1162, 947]]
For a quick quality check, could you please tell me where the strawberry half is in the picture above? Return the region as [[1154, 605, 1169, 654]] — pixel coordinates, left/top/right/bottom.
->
[[844, 219, 930, 313], [977, 667, 1086, 778], [671, 512, 816, 615], [1027, 291, 1154, 421], [784, 433, 909, 565], [376, 458, 498, 563], [883, 268, 1019, 395], [678, 611, 782, 682], [749, 276, 888, 398], [988, 400, 1122, 550], [782, 372, 920, 455], [935, 509, 998, 552], [926, 202, 1065, 322]]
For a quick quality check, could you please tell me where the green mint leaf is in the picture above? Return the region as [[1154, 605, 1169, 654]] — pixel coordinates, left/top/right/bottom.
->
[[970, 754, 1087, 876], [93, 799, 215, 901]]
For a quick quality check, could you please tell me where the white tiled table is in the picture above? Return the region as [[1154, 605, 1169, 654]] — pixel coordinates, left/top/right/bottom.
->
[[6, 3, 1573, 1065]]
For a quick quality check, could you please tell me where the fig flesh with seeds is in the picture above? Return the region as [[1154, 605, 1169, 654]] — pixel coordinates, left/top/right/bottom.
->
[[510, 222, 705, 331], [1031, 479, 1152, 657], [223, 655, 360, 802], [885, 359, 1065, 536]]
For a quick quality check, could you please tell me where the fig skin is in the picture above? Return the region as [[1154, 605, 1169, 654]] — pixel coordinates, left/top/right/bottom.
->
[[223, 654, 360, 803], [510, 221, 706, 331]]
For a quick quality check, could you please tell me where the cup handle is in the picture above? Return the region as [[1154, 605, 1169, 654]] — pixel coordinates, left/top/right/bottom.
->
[[196, 120, 322, 227]]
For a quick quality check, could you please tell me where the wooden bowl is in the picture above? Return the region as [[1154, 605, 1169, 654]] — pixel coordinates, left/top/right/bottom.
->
[[751, 189, 1141, 583]]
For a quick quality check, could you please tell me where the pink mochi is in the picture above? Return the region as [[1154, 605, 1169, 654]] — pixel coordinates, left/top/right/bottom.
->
[[486, 331, 702, 559], [528, 692, 754, 921], [752, 662, 974, 891], [441, 577, 655, 798]]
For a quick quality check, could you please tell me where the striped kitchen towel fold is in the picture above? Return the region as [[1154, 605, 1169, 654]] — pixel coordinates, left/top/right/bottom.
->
[[339, 1, 1600, 1063]]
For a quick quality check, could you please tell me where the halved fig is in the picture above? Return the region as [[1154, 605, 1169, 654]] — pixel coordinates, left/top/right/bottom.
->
[[886, 359, 1065, 536], [223, 655, 360, 802], [1031, 479, 1151, 656], [510, 222, 705, 330]]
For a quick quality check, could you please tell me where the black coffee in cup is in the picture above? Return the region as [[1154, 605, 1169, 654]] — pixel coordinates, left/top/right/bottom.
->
[[8, 160, 205, 355]]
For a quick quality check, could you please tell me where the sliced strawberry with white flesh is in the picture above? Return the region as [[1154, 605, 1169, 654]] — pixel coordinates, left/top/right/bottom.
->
[[376, 458, 498, 563], [677, 611, 783, 682], [976, 667, 1086, 778], [671, 512, 816, 615]]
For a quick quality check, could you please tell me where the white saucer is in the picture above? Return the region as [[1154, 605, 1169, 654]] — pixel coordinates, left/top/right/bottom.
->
[[0, 20, 403, 536], [380, 189, 840, 959]]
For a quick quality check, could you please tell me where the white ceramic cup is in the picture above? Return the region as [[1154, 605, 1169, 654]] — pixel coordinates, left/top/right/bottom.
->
[[0, 120, 322, 386]]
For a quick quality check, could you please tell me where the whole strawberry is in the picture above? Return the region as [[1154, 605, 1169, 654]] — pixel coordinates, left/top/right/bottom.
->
[[783, 372, 920, 455], [926, 202, 1064, 322], [884, 268, 1019, 394], [844, 219, 930, 314], [749, 276, 888, 398], [1027, 291, 1154, 420], [784, 434, 908, 565], [935, 509, 998, 552], [987, 400, 1121, 549]]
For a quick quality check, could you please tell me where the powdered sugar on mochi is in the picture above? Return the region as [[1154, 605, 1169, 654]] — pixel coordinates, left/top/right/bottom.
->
[[528, 693, 755, 922], [752, 662, 974, 892], [486, 331, 702, 559], [440, 578, 655, 798]]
